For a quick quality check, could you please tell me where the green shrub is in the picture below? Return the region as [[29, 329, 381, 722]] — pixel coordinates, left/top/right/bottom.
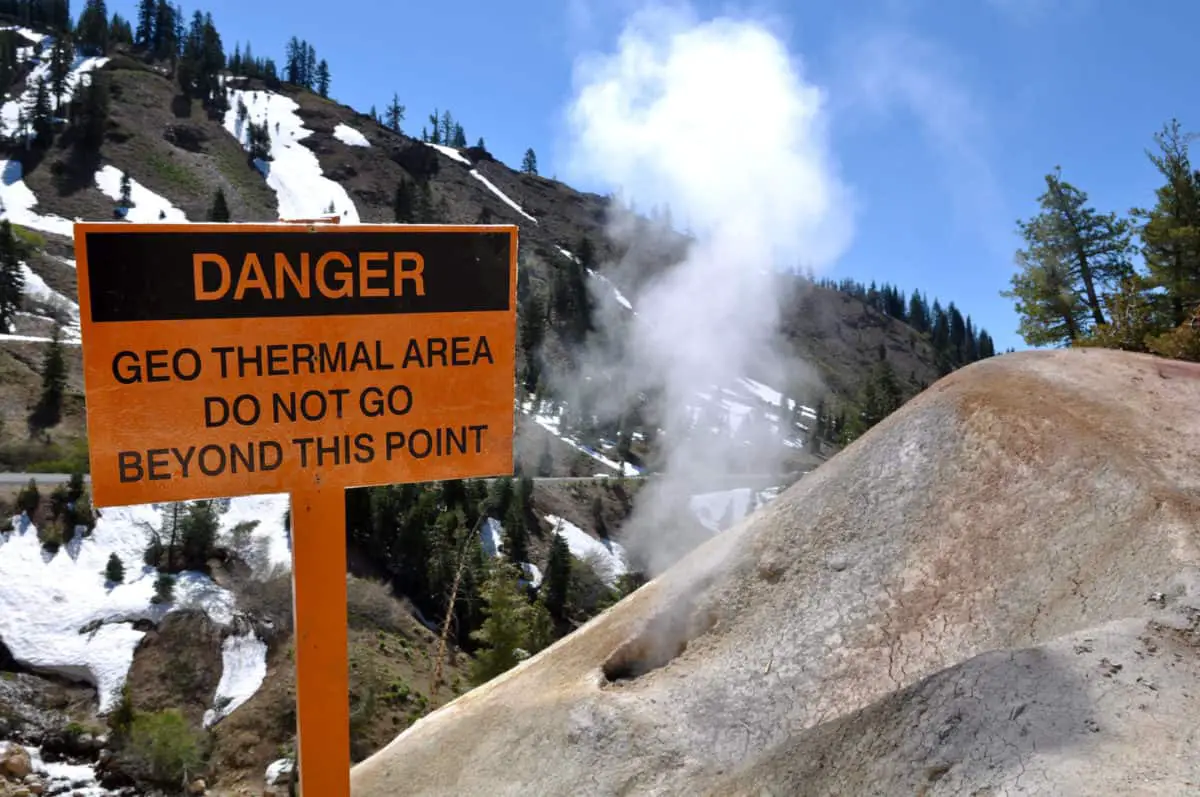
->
[[105, 553, 125, 584], [123, 708, 205, 787], [151, 572, 175, 604], [15, 479, 39, 514]]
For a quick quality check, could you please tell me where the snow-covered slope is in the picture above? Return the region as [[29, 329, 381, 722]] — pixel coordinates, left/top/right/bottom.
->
[[544, 514, 628, 586], [0, 41, 109, 236], [0, 47, 109, 137], [94, 165, 187, 223], [0, 159, 75, 238], [223, 87, 361, 222], [0, 495, 289, 719]]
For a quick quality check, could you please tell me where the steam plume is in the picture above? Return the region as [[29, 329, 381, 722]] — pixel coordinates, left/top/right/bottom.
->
[[558, 2, 855, 575]]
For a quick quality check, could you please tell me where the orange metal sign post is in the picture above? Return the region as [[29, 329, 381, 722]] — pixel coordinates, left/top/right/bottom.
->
[[74, 222, 518, 797]]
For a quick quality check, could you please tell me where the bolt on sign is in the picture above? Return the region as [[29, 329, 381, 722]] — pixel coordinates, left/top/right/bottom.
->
[[74, 221, 519, 797]]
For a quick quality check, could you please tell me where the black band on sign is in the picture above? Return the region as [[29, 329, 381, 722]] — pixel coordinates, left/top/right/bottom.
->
[[84, 229, 513, 323]]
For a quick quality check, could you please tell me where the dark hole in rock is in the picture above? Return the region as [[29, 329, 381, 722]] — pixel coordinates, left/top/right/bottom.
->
[[601, 598, 719, 684]]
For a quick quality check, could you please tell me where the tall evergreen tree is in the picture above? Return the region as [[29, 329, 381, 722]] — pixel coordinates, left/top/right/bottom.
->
[[385, 94, 404, 133], [77, 0, 110, 53], [30, 76, 53, 147], [469, 563, 538, 684], [49, 35, 72, 110], [135, 0, 155, 47], [30, 322, 67, 430], [543, 530, 571, 620], [315, 59, 330, 97], [1133, 119, 1200, 327], [1004, 168, 1134, 346], [521, 148, 537, 175], [208, 187, 230, 221], [0, 221, 23, 333]]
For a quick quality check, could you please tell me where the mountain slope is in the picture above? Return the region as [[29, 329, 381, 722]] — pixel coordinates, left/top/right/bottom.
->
[[0, 38, 990, 464], [348, 348, 1200, 796]]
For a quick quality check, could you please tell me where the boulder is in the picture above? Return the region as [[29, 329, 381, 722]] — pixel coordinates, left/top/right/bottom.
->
[[0, 743, 31, 780]]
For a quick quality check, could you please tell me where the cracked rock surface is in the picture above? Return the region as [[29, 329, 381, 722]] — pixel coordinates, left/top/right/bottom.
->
[[350, 349, 1200, 797]]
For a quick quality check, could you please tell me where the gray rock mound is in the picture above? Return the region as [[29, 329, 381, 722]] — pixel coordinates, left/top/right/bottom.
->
[[351, 349, 1200, 796]]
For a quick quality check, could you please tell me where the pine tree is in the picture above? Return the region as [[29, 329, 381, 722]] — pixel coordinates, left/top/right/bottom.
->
[[49, 35, 72, 110], [1003, 168, 1134, 346], [180, 500, 218, 570], [469, 563, 537, 684], [316, 59, 330, 97], [29, 322, 66, 430], [30, 76, 53, 147], [72, 70, 110, 150], [135, 0, 156, 48], [543, 529, 570, 619], [119, 173, 132, 207], [0, 220, 23, 333], [427, 110, 439, 144], [1134, 119, 1200, 328], [476, 136, 485, 150], [77, 0, 110, 54], [502, 500, 529, 565], [385, 94, 404, 133], [105, 552, 125, 584], [208, 187, 230, 221], [452, 123, 466, 148], [151, 571, 175, 604], [109, 13, 133, 45], [521, 148, 537, 175]]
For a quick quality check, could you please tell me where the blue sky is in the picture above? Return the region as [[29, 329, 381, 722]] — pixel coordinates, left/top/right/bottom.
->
[[110, 0, 1196, 351]]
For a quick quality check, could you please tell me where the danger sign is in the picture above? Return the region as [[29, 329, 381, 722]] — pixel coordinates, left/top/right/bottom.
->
[[76, 222, 518, 507]]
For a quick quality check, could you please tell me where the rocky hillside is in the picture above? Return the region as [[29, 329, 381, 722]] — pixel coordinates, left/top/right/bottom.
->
[[350, 347, 1200, 796]]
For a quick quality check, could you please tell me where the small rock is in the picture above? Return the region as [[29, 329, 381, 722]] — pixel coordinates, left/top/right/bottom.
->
[[0, 742, 33, 780], [25, 781, 44, 796], [827, 556, 848, 572], [11, 788, 32, 797], [187, 778, 206, 795]]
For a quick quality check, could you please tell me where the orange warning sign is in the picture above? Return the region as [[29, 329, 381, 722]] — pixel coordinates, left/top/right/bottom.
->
[[75, 222, 519, 507]]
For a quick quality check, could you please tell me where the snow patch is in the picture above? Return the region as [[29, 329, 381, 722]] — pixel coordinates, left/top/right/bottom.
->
[[94, 164, 187, 223], [202, 629, 268, 728], [425, 142, 471, 166], [470, 169, 537, 224], [587, 267, 634, 312], [22, 743, 113, 797], [0, 496, 284, 715], [529, 407, 641, 476], [544, 514, 627, 586], [266, 757, 294, 786], [223, 88, 360, 222], [0, 160, 75, 238], [333, 122, 370, 147], [0, 25, 49, 45], [479, 517, 546, 589]]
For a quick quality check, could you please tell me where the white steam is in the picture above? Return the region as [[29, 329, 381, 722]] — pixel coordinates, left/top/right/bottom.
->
[[560, 3, 855, 574]]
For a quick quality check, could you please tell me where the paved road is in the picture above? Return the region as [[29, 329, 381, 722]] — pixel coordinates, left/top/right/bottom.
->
[[0, 472, 88, 485], [0, 471, 805, 489]]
